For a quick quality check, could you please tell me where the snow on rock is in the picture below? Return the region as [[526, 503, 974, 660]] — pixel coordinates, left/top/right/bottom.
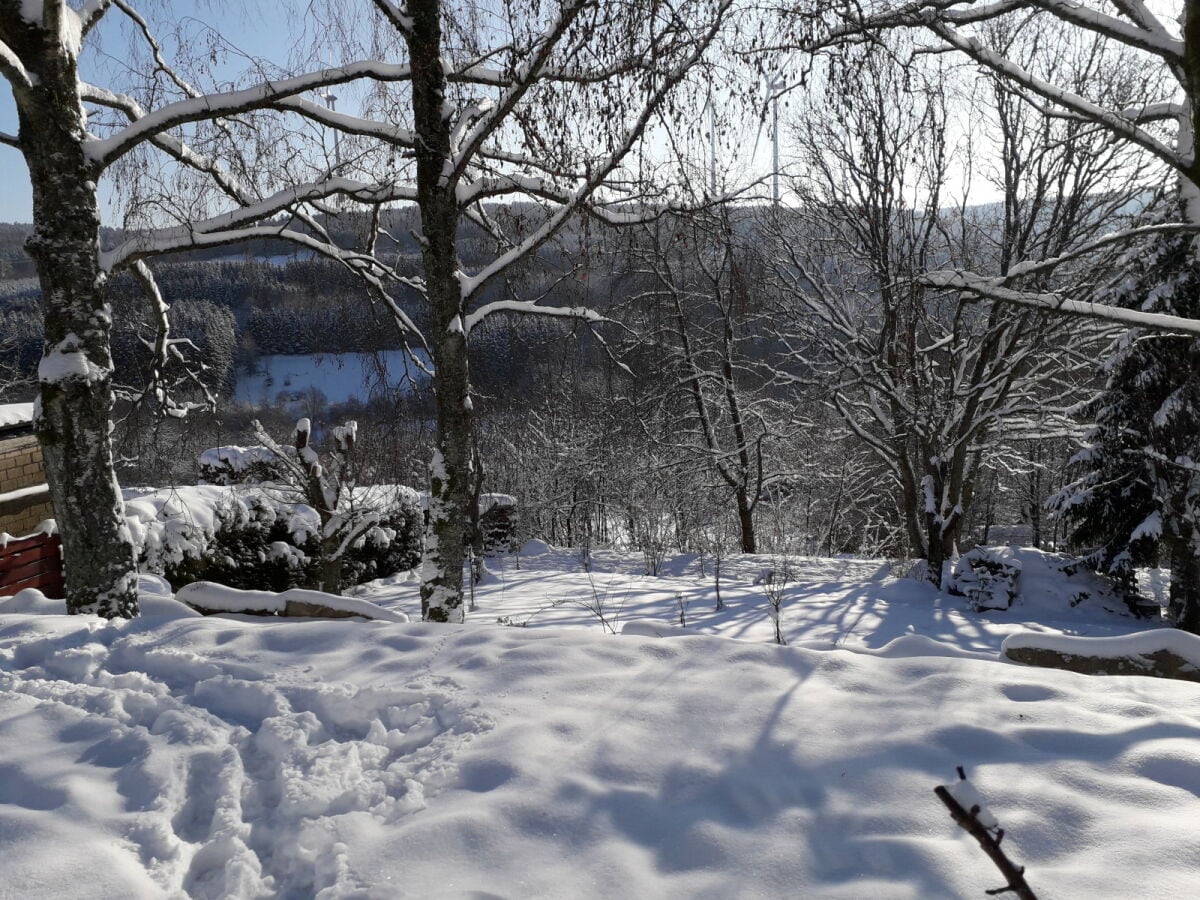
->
[[177, 583, 284, 614], [0, 402, 34, 429], [1003, 629, 1200, 681], [177, 581, 408, 622], [519, 538, 552, 556]]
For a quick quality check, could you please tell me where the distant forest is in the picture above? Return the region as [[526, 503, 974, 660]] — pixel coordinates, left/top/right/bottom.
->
[[0, 210, 596, 404]]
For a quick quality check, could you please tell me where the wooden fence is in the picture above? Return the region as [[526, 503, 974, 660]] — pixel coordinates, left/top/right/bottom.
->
[[0, 532, 65, 599]]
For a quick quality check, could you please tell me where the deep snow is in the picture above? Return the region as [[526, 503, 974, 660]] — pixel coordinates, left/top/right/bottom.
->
[[0, 548, 1198, 898]]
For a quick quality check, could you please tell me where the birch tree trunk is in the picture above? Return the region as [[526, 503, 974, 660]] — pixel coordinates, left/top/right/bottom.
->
[[408, 0, 471, 623], [4, 8, 138, 617]]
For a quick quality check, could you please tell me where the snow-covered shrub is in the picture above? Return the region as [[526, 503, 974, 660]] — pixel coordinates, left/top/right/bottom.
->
[[337, 492, 423, 588], [949, 548, 1022, 611], [197, 445, 292, 485], [479, 494, 518, 556], [163, 495, 304, 592], [125, 485, 422, 593]]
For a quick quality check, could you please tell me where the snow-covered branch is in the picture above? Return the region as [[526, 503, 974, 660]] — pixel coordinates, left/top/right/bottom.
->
[[101, 177, 419, 270], [0, 38, 33, 90], [463, 300, 607, 336], [923, 17, 1185, 171], [84, 59, 420, 166], [923, 269, 1200, 336]]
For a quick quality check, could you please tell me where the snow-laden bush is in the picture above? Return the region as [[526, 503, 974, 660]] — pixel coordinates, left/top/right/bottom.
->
[[124, 485, 421, 592], [197, 445, 293, 485], [948, 548, 1022, 611]]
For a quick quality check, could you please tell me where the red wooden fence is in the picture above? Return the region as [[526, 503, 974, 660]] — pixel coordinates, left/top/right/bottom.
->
[[0, 532, 65, 599]]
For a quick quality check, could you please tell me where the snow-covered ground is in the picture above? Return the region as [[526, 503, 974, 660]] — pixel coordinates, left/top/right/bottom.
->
[[234, 351, 430, 407], [356, 544, 1160, 659], [1, 548, 1199, 898]]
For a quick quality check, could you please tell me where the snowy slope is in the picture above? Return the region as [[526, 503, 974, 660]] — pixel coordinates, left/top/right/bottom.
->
[[234, 351, 430, 407], [0, 548, 1195, 897], [355, 546, 1164, 659], [0, 609, 1198, 898]]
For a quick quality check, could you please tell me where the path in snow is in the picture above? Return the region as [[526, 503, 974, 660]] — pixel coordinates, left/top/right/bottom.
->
[[0, 616, 489, 898]]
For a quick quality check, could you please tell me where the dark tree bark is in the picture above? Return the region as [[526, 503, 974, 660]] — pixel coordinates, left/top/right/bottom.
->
[[407, 0, 472, 622], [1167, 532, 1200, 633], [2, 8, 138, 617]]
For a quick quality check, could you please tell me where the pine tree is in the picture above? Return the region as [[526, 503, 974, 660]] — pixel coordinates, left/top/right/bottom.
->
[[1055, 218, 1200, 631]]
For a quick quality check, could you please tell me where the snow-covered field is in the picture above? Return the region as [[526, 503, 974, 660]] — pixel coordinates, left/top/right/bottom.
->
[[234, 351, 430, 407], [2, 548, 1199, 898]]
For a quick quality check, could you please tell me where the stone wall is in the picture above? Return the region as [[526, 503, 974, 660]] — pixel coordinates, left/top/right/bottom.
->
[[0, 434, 53, 535]]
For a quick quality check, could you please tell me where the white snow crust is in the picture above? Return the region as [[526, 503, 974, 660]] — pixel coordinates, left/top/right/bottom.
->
[[1, 547, 1197, 897], [176, 582, 409, 622], [0, 402, 34, 429]]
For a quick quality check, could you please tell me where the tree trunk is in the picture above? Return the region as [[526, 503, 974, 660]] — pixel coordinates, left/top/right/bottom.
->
[[8, 14, 138, 617], [420, 337, 472, 622], [925, 510, 946, 588], [1167, 533, 1200, 633], [319, 553, 343, 595], [409, 0, 473, 622], [735, 488, 756, 554]]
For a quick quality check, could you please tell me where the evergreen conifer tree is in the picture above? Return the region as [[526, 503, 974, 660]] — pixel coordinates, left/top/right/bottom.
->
[[1055, 217, 1200, 631]]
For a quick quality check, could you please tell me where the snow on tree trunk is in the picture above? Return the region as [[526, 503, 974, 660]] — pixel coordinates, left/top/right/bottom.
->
[[6, 7, 138, 617], [409, 0, 471, 623]]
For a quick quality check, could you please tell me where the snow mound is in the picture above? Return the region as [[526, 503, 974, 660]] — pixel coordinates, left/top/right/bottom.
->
[[0, 615, 489, 897], [621, 618, 702, 638], [1003, 629, 1200, 669], [860, 632, 996, 661], [0, 588, 64, 614], [177, 582, 408, 622], [138, 572, 174, 597], [519, 538, 551, 556], [137, 594, 205, 620], [0, 617, 1198, 897]]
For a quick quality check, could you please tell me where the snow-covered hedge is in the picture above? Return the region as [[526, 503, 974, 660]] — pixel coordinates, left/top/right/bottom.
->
[[197, 445, 292, 485], [124, 484, 422, 592]]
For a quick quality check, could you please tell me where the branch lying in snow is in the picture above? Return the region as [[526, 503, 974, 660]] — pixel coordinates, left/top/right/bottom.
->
[[934, 767, 1038, 900]]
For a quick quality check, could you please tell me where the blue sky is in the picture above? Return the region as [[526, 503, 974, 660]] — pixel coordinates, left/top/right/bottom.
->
[[0, 2, 303, 224], [1, 89, 30, 222]]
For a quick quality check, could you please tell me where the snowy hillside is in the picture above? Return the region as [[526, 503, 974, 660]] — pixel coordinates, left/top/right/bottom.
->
[[2, 550, 1199, 898]]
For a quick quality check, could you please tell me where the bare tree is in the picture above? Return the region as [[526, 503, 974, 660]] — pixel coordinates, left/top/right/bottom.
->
[[621, 206, 793, 553], [766, 37, 1123, 584], [809, 0, 1200, 332], [0, 0, 733, 617]]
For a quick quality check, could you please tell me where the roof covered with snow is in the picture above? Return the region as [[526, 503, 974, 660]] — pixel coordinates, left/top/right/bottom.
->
[[0, 403, 34, 430]]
